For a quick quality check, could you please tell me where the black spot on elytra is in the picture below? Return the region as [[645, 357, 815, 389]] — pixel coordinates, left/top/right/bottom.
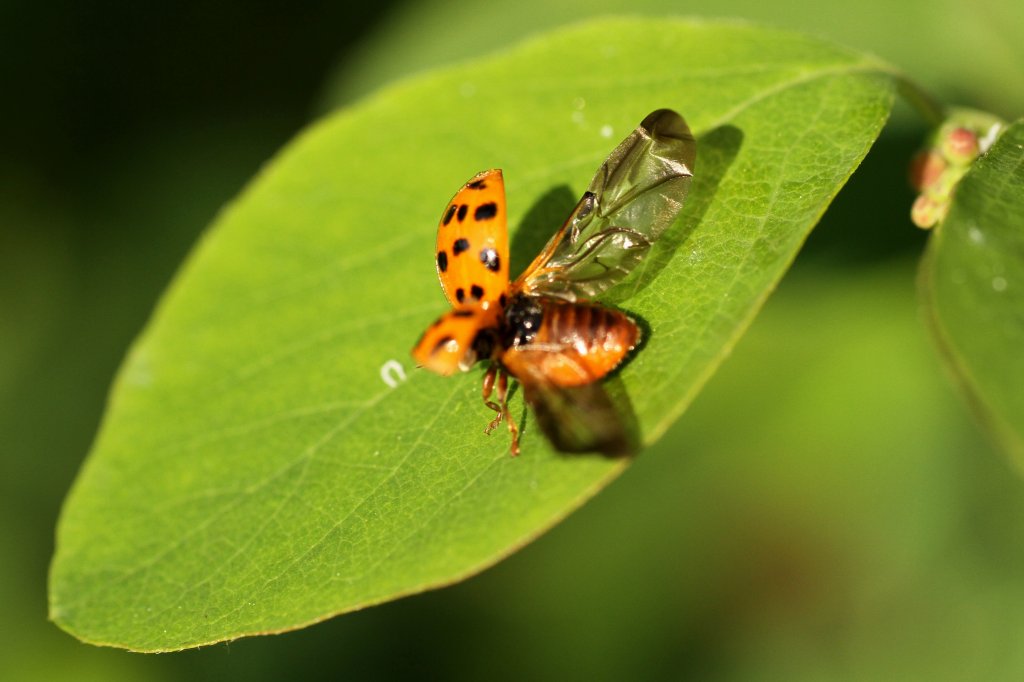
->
[[432, 335, 455, 355], [455, 288, 465, 303], [442, 205, 457, 226], [470, 284, 484, 300], [437, 250, 448, 272], [457, 204, 468, 222], [453, 310, 474, 318], [479, 247, 500, 272], [467, 179, 487, 189], [452, 238, 470, 256], [499, 293, 507, 308], [474, 202, 498, 221]]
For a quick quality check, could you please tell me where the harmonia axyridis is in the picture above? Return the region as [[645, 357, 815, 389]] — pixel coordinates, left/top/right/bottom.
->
[[412, 109, 696, 456]]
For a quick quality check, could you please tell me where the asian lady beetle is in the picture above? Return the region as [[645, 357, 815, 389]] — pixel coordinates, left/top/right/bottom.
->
[[412, 109, 696, 455]]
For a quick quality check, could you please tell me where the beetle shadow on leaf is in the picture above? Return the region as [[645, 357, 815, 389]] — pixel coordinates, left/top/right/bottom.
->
[[603, 124, 744, 305], [509, 184, 578, 278], [517, 374, 640, 459], [597, 374, 640, 457]]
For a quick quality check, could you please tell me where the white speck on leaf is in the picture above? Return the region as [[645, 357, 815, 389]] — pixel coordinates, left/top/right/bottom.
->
[[380, 359, 407, 388], [600, 124, 614, 138]]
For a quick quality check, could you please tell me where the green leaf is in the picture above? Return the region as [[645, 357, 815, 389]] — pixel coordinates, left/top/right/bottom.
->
[[921, 119, 1024, 464], [50, 19, 895, 651]]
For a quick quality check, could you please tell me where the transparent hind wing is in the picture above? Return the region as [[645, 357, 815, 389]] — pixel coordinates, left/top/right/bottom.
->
[[517, 109, 696, 301]]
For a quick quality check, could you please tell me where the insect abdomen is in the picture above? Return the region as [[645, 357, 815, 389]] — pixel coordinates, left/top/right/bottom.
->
[[502, 298, 639, 387]]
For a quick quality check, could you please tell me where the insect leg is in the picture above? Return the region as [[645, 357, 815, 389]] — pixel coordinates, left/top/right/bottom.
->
[[496, 370, 520, 457], [482, 363, 503, 434]]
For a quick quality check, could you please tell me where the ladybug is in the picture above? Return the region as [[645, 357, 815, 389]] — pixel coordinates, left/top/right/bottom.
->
[[412, 109, 696, 456]]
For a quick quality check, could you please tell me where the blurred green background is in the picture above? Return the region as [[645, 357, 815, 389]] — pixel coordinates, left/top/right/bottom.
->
[[4, 1, 1024, 679]]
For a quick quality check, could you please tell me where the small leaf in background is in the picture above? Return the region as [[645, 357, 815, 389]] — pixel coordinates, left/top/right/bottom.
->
[[49, 19, 895, 651], [922, 119, 1024, 464]]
